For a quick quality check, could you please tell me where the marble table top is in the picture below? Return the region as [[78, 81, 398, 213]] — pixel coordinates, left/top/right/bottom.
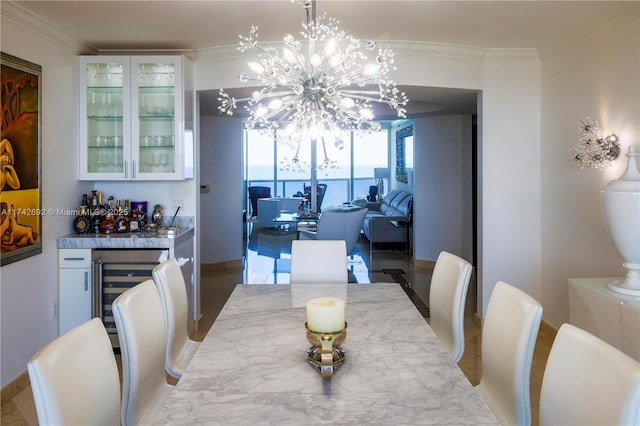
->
[[155, 283, 498, 425]]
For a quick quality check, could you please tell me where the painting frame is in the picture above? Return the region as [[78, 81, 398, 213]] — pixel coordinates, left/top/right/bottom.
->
[[1, 52, 43, 266]]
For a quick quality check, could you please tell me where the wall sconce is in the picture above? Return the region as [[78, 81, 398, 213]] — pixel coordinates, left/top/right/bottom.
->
[[569, 117, 620, 170]]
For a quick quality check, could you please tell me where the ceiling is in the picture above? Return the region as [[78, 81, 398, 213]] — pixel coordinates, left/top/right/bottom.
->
[[11, 1, 627, 118]]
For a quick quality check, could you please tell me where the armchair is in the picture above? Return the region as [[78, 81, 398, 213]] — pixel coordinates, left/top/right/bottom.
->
[[299, 206, 368, 255], [248, 186, 271, 218], [303, 183, 327, 212]]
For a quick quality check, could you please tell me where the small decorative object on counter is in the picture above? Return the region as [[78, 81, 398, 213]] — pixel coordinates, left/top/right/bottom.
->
[[131, 201, 148, 226], [152, 204, 163, 226]]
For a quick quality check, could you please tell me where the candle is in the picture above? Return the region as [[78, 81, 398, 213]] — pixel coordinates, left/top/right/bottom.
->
[[306, 297, 345, 333]]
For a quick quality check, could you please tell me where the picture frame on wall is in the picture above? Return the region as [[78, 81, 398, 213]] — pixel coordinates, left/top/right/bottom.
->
[[1, 52, 42, 266]]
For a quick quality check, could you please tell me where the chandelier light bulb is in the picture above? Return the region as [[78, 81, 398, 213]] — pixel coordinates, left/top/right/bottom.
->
[[269, 99, 284, 110], [340, 98, 355, 109]]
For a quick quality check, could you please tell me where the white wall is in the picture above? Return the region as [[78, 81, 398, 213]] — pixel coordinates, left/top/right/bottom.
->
[[479, 50, 542, 313], [1, 14, 92, 386], [413, 115, 473, 264], [540, 5, 640, 326], [199, 116, 244, 264]]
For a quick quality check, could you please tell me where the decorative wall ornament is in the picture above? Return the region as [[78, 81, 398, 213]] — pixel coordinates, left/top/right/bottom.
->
[[568, 117, 620, 170], [218, 0, 408, 172]]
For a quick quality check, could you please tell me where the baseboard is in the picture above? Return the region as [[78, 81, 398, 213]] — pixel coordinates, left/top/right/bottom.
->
[[201, 259, 243, 272], [1, 370, 29, 406], [539, 319, 558, 339], [412, 259, 435, 273]]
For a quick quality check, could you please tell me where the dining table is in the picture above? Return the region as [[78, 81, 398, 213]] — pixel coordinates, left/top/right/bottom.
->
[[154, 283, 498, 425]]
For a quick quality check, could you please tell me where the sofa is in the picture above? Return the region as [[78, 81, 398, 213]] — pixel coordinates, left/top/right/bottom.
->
[[361, 190, 413, 246]]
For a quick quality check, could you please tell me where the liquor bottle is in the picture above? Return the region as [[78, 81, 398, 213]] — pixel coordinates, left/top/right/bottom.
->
[[90, 190, 98, 210], [115, 200, 129, 233], [73, 206, 92, 234], [90, 191, 104, 233], [100, 213, 116, 234], [128, 209, 142, 233]]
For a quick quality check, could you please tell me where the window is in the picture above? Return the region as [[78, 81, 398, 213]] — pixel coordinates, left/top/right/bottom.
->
[[245, 127, 390, 207]]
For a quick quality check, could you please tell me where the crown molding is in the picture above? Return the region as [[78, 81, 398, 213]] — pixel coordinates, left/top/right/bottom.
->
[[2, 1, 98, 54], [196, 40, 496, 65], [539, 2, 639, 57], [485, 48, 539, 62]]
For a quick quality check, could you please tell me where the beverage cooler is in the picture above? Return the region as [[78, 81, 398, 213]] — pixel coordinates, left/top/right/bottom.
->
[[92, 249, 169, 347]]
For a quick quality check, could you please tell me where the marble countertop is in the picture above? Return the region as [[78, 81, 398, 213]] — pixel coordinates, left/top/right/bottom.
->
[[155, 283, 498, 425], [57, 226, 194, 249]]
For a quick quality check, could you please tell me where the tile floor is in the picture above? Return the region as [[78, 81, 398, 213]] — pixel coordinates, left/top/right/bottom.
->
[[1, 224, 555, 425]]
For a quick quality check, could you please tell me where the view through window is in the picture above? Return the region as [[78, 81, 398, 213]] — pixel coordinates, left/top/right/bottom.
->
[[244, 128, 390, 209]]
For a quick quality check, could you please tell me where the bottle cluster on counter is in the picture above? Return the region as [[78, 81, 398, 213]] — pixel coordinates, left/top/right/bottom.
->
[[72, 190, 149, 234]]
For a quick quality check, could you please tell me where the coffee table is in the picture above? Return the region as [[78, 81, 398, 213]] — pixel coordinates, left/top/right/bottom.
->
[[273, 212, 320, 233]]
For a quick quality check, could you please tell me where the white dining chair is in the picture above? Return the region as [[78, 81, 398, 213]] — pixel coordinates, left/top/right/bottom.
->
[[427, 251, 473, 363], [113, 279, 174, 425], [152, 257, 200, 380], [475, 281, 542, 426], [290, 240, 348, 283], [27, 317, 121, 426], [539, 323, 640, 426]]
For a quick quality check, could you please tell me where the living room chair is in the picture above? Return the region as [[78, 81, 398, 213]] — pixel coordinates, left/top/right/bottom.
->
[[299, 206, 368, 255], [290, 240, 347, 283], [427, 251, 473, 363], [152, 258, 200, 380], [248, 186, 271, 218], [303, 183, 327, 212], [539, 323, 640, 425], [475, 281, 542, 426], [27, 318, 121, 426], [113, 279, 174, 425]]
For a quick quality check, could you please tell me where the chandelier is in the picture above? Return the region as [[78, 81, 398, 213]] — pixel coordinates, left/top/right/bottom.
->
[[218, 0, 408, 171], [568, 117, 620, 170]]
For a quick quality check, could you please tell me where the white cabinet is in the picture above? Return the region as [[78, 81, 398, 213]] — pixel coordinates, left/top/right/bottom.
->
[[569, 277, 640, 362], [78, 55, 193, 180], [58, 249, 92, 335]]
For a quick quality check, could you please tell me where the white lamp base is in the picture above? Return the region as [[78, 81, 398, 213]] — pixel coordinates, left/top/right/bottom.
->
[[608, 263, 640, 296]]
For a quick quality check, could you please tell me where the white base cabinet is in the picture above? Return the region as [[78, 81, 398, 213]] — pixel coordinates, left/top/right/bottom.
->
[[58, 249, 92, 335], [569, 277, 640, 362]]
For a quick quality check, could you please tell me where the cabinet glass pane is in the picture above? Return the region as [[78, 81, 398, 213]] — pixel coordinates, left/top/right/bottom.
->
[[137, 62, 175, 173], [85, 62, 124, 173]]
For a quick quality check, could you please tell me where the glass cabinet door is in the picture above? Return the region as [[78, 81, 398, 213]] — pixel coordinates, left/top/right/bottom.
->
[[131, 56, 183, 180], [78, 56, 131, 180]]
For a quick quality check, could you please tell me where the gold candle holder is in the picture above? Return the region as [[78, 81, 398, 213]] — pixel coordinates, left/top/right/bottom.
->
[[305, 322, 347, 378]]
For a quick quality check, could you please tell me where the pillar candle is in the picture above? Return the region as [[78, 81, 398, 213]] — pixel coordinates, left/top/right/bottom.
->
[[306, 297, 345, 333]]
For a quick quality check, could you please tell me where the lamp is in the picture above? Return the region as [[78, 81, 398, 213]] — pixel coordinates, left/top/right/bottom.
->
[[218, 0, 408, 178], [374, 167, 390, 197], [569, 117, 620, 170]]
